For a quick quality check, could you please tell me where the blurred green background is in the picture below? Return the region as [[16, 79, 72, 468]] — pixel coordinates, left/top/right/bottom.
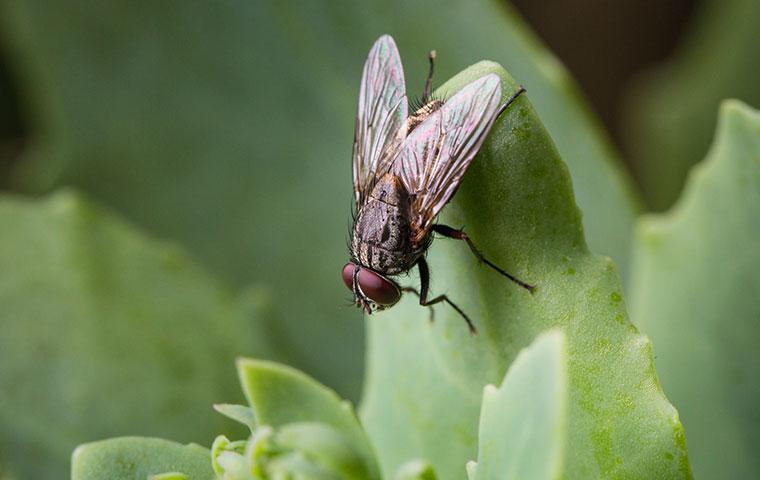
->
[[0, 0, 758, 478]]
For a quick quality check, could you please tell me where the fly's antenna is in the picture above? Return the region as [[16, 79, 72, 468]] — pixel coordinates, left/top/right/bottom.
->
[[421, 50, 436, 104]]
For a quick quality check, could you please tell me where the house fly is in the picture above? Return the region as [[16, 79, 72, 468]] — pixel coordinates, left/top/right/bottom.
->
[[342, 35, 535, 334]]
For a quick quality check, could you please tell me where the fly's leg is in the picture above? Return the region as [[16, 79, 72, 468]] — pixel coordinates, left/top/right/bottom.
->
[[432, 224, 536, 294], [421, 50, 437, 104], [402, 287, 476, 334], [402, 257, 477, 335], [496, 85, 527, 117], [351, 264, 373, 314]]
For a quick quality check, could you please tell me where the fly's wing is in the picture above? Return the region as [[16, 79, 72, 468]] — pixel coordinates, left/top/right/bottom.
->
[[352, 35, 408, 208], [395, 73, 503, 234]]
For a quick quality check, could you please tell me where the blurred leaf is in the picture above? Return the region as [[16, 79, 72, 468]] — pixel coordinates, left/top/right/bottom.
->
[[630, 101, 760, 479], [71, 437, 213, 480], [148, 473, 188, 480], [394, 459, 437, 480], [465, 462, 477, 480], [623, 0, 760, 209], [473, 330, 567, 480], [0, 0, 640, 401], [237, 359, 380, 480], [360, 64, 690, 480], [211, 422, 372, 480], [213, 404, 257, 432], [0, 191, 271, 479], [274, 422, 375, 480]]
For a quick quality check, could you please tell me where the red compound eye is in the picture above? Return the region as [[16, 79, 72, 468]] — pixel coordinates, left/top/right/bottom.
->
[[341, 263, 356, 291], [342, 262, 401, 306]]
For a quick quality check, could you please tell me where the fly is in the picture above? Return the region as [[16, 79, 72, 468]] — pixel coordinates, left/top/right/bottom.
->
[[342, 35, 535, 334]]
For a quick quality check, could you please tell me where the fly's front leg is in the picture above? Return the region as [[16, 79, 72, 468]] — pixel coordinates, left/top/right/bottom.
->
[[351, 265, 372, 314], [402, 257, 477, 335], [432, 224, 536, 294]]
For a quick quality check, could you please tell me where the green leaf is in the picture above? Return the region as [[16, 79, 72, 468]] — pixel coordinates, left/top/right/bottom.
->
[[0, 191, 270, 479], [630, 100, 760, 479], [211, 422, 368, 480], [71, 437, 212, 480], [394, 459, 438, 480], [465, 462, 477, 480], [213, 404, 257, 432], [360, 63, 691, 480], [275, 422, 374, 479], [237, 359, 380, 480], [623, 0, 760, 209], [473, 330, 567, 480], [148, 473, 188, 480], [0, 0, 639, 405]]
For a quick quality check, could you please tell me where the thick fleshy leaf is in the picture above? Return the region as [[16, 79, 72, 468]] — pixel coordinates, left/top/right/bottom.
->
[[473, 330, 567, 480], [0, 0, 639, 405], [0, 191, 269, 479], [71, 437, 212, 480], [623, 0, 760, 209], [237, 359, 380, 480], [360, 63, 691, 480], [213, 404, 257, 432], [630, 100, 760, 479], [148, 473, 188, 480], [394, 459, 438, 480], [275, 422, 374, 479]]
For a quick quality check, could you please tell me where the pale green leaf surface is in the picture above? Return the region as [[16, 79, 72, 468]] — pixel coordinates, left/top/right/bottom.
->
[[213, 404, 257, 432], [630, 100, 760, 479], [71, 437, 213, 480], [474, 330, 567, 480], [360, 64, 690, 480], [0, 0, 638, 404], [148, 473, 188, 480], [237, 359, 380, 480], [624, 0, 760, 209], [394, 459, 437, 480], [0, 191, 268, 479], [274, 422, 374, 480]]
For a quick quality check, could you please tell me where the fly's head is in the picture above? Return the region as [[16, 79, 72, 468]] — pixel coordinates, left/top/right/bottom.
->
[[342, 261, 401, 314]]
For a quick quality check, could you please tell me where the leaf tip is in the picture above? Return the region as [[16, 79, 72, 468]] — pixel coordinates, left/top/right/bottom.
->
[[465, 460, 477, 480], [719, 98, 759, 119], [70, 443, 87, 465]]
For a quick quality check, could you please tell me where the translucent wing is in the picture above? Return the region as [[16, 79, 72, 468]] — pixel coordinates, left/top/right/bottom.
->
[[395, 74, 503, 235], [352, 35, 408, 208]]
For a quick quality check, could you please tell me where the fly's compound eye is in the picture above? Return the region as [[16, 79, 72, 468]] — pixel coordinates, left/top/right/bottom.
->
[[342, 262, 401, 306], [342, 262, 357, 291]]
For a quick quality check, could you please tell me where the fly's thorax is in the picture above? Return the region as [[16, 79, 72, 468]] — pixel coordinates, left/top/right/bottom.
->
[[351, 174, 421, 274], [406, 99, 444, 133]]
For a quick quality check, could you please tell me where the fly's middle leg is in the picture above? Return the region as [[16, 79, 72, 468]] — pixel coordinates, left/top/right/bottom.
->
[[432, 224, 536, 294], [402, 257, 477, 335]]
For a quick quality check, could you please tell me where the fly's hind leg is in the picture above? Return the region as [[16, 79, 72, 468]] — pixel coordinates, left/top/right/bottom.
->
[[421, 50, 437, 104], [496, 85, 527, 117], [432, 224, 536, 294], [402, 257, 476, 335]]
